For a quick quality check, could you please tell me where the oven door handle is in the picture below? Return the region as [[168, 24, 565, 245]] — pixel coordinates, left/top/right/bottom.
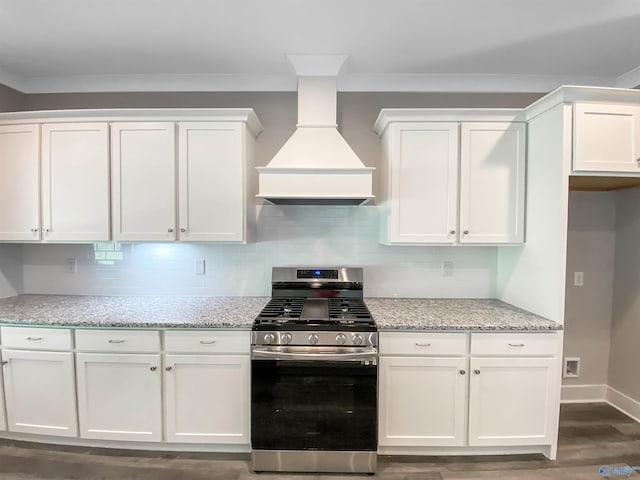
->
[[251, 347, 378, 363]]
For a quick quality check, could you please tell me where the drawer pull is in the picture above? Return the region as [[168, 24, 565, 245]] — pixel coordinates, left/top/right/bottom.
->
[[415, 343, 431, 348], [165, 366, 172, 372], [200, 340, 217, 345], [150, 366, 157, 372], [508, 343, 525, 348], [108, 339, 126, 344], [473, 369, 481, 375], [26, 336, 42, 341], [459, 369, 466, 375]]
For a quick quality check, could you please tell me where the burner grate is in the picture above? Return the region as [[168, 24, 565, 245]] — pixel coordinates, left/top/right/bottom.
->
[[256, 297, 305, 319], [328, 298, 372, 320]]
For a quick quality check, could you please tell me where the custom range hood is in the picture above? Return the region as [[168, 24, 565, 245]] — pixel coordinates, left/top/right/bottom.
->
[[257, 55, 374, 205]]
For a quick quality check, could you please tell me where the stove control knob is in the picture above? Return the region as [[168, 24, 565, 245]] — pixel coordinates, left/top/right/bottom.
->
[[281, 333, 293, 345], [308, 333, 319, 345], [263, 333, 275, 345], [336, 333, 347, 345], [352, 334, 363, 346]]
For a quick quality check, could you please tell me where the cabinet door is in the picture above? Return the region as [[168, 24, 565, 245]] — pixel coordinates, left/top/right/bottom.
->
[[178, 123, 245, 242], [379, 356, 467, 447], [111, 122, 176, 241], [41, 123, 110, 241], [386, 123, 459, 244], [0, 357, 6, 431], [573, 103, 640, 173], [164, 354, 250, 444], [0, 124, 41, 241], [76, 353, 162, 441], [459, 122, 525, 244], [468, 356, 558, 446], [2, 349, 77, 437]]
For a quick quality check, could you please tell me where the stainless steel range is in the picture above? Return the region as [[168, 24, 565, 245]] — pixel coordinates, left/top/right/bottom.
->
[[251, 267, 377, 474]]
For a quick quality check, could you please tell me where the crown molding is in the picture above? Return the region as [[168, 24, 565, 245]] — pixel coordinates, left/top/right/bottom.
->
[[0, 71, 623, 95]]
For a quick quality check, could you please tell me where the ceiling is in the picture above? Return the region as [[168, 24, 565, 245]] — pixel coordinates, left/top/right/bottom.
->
[[1, 0, 640, 93]]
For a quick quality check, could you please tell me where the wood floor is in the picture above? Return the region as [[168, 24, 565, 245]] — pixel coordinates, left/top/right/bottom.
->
[[0, 403, 639, 479]]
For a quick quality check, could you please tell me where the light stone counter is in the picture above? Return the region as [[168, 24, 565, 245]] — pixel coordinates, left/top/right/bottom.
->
[[0, 294, 269, 329], [365, 298, 562, 331]]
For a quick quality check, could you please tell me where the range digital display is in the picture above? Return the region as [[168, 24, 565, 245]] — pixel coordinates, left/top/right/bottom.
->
[[297, 269, 339, 280]]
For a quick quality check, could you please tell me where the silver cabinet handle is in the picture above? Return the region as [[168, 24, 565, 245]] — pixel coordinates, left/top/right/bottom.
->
[[165, 366, 172, 372], [180, 228, 186, 233], [44, 228, 51, 233], [473, 369, 480, 375], [26, 336, 42, 341], [449, 230, 455, 235], [1, 361, 8, 366], [508, 343, 525, 348], [30, 228, 39, 233], [168, 228, 174, 233], [150, 366, 157, 372], [199, 340, 217, 345], [108, 339, 126, 344], [463, 230, 469, 235], [636, 156, 640, 165], [459, 369, 466, 375], [415, 343, 431, 348]]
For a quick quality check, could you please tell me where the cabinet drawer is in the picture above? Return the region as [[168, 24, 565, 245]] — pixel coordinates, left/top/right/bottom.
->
[[470, 333, 559, 356], [380, 332, 467, 356], [164, 330, 249, 354], [0, 326, 72, 350], [75, 329, 160, 353]]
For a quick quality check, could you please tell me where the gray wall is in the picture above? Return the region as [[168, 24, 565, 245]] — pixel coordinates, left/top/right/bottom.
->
[[0, 245, 23, 298], [563, 191, 616, 387], [609, 186, 640, 402], [0, 83, 24, 112]]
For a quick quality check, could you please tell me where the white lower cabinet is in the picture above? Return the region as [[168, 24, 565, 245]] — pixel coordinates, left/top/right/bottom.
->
[[379, 356, 467, 446], [378, 331, 560, 455], [164, 354, 250, 444], [76, 352, 162, 441], [468, 356, 558, 446], [0, 356, 6, 431], [2, 349, 77, 436]]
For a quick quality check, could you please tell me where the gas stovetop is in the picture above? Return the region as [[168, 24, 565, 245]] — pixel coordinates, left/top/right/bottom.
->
[[252, 267, 377, 345]]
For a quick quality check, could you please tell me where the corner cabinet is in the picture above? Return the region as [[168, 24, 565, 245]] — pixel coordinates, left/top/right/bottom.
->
[[378, 331, 561, 459], [573, 103, 640, 173], [374, 111, 526, 245]]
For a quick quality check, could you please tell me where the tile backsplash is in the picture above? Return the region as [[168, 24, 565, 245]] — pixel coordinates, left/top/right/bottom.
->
[[19, 206, 497, 298]]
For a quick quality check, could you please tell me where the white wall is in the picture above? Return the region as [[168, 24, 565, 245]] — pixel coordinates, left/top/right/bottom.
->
[[0, 245, 24, 298], [608, 186, 640, 403], [563, 191, 616, 387], [21, 205, 497, 298]]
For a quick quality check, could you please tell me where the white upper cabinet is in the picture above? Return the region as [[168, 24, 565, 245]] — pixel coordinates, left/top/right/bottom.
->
[[459, 122, 526, 244], [178, 122, 247, 242], [0, 124, 40, 241], [376, 111, 526, 245], [41, 123, 110, 241], [382, 122, 459, 244], [111, 122, 177, 242], [573, 103, 640, 173]]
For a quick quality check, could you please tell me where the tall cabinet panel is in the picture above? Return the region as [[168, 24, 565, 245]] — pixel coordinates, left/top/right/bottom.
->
[[41, 123, 110, 241], [0, 124, 40, 241], [459, 122, 526, 244], [111, 122, 176, 241], [383, 123, 459, 244], [178, 122, 245, 242]]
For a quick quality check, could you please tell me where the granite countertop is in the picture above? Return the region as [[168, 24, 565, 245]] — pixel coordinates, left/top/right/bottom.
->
[[0, 294, 269, 329], [366, 298, 562, 331], [0, 295, 561, 331]]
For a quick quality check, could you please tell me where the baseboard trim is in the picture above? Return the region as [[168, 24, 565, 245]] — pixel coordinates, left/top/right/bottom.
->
[[560, 384, 607, 403], [606, 386, 640, 424]]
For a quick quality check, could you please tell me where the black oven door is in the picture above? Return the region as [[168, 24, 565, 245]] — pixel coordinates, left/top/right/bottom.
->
[[251, 348, 377, 451]]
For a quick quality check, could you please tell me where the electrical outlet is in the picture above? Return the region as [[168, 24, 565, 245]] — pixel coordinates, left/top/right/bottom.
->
[[442, 261, 454, 277], [563, 357, 581, 378], [195, 259, 206, 275], [574, 272, 584, 286], [66, 258, 77, 274]]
